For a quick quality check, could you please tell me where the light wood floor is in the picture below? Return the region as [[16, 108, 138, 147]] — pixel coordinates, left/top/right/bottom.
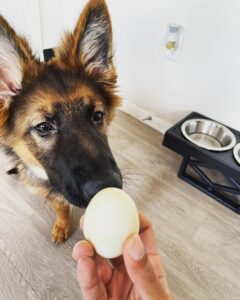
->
[[0, 110, 239, 300]]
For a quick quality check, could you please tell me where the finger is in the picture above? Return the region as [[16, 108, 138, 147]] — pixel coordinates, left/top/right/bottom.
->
[[138, 211, 151, 233], [77, 256, 107, 300], [138, 212, 166, 277], [73, 239, 113, 285], [95, 255, 113, 286], [123, 234, 171, 300], [106, 266, 132, 299], [80, 214, 84, 231], [72, 240, 94, 261], [138, 212, 158, 253], [110, 255, 124, 268]]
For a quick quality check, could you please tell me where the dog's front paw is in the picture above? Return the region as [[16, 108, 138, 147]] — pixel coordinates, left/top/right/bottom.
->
[[52, 222, 70, 244]]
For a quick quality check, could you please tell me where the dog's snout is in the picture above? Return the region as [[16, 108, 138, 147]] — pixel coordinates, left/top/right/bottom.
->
[[99, 171, 123, 190], [82, 171, 122, 202]]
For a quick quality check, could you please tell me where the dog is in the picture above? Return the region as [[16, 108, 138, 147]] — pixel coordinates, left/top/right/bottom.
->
[[0, 0, 122, 243]]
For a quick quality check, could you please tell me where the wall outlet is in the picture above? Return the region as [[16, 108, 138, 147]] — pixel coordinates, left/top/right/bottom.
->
[[164, 24, 183, 62]]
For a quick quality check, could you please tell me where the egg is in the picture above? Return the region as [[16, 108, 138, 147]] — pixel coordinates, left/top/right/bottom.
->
[[83, 187, 140, 259]]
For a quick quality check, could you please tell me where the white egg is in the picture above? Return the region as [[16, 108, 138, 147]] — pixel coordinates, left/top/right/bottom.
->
[[83, 187, 140, 259]]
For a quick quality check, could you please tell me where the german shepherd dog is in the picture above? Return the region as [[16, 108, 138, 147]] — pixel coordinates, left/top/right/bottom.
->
[[0, 0, 122, 243]]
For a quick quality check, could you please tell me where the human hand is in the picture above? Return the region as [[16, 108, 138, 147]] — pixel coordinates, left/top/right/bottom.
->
[[72, 212, 172, 300]]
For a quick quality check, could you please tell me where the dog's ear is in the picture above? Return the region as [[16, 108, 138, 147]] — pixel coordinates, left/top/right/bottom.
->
[[0, 16, 35, 107], [55, 0, 116, 83]]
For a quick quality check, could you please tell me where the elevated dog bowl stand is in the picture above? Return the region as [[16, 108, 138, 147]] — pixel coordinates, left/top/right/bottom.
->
[[163, 112, 240, 214]]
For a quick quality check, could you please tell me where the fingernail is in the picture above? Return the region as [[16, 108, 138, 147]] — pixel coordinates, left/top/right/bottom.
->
[[72, 240, 94, 260], [127, 234, 144, 260]]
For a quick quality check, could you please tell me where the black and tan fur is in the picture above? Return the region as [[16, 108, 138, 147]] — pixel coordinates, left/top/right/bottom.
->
[[0, 0, 122, 243]]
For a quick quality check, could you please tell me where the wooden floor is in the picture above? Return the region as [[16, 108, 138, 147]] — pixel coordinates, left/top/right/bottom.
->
[[0, 110, 239, 300]]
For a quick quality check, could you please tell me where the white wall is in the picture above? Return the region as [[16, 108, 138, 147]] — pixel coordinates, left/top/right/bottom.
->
[[110, 0, 240, 130], [0, 0, 43, 59], [39, 0, 240, 130], [39, 0, 87, 49]]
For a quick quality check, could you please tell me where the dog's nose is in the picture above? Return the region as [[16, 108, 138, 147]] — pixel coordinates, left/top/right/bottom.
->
[[82, 171, 123, 203]]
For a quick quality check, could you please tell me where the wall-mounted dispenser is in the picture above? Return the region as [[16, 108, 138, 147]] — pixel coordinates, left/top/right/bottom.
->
[[164, 24, 183, 61]]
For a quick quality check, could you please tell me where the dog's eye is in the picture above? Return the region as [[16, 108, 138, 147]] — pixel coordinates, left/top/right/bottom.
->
[[93, 111, 104, 123], [34, 122, 54, 136]]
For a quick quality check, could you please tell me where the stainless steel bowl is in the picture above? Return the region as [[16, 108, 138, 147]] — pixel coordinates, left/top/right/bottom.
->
[[233, 143, 240, 165], [181, 118, 236, 151]]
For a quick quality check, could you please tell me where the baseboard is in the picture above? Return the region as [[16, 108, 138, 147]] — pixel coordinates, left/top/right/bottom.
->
[[119, 101, 171, 134]]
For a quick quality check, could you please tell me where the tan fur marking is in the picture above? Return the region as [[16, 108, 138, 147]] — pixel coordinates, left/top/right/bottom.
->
[[13, 141, 45, 169], [94, 100, 104, 111]]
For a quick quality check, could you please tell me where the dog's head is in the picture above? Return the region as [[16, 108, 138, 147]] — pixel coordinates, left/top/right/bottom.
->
[[0, 0, 122, 207]]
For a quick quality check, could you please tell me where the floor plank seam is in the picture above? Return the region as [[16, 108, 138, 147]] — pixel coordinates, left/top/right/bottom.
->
[[0, 247, 40, 299]]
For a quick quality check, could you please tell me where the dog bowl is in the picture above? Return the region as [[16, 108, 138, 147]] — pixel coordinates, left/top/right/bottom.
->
[[233, 143, 240, 165], [181, 119, 236, 151]]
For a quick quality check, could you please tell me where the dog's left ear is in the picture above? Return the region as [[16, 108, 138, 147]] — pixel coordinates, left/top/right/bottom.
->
[[0, 15, 37, 107], [56, 0, 116, 83]]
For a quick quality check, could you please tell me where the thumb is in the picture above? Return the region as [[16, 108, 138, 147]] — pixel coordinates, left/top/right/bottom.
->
[[123, 234, 170, 300]]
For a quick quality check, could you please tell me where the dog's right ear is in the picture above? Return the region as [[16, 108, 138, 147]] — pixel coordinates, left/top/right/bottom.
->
[[0, 16, 35, 108], [54, 0, 116, 84]]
